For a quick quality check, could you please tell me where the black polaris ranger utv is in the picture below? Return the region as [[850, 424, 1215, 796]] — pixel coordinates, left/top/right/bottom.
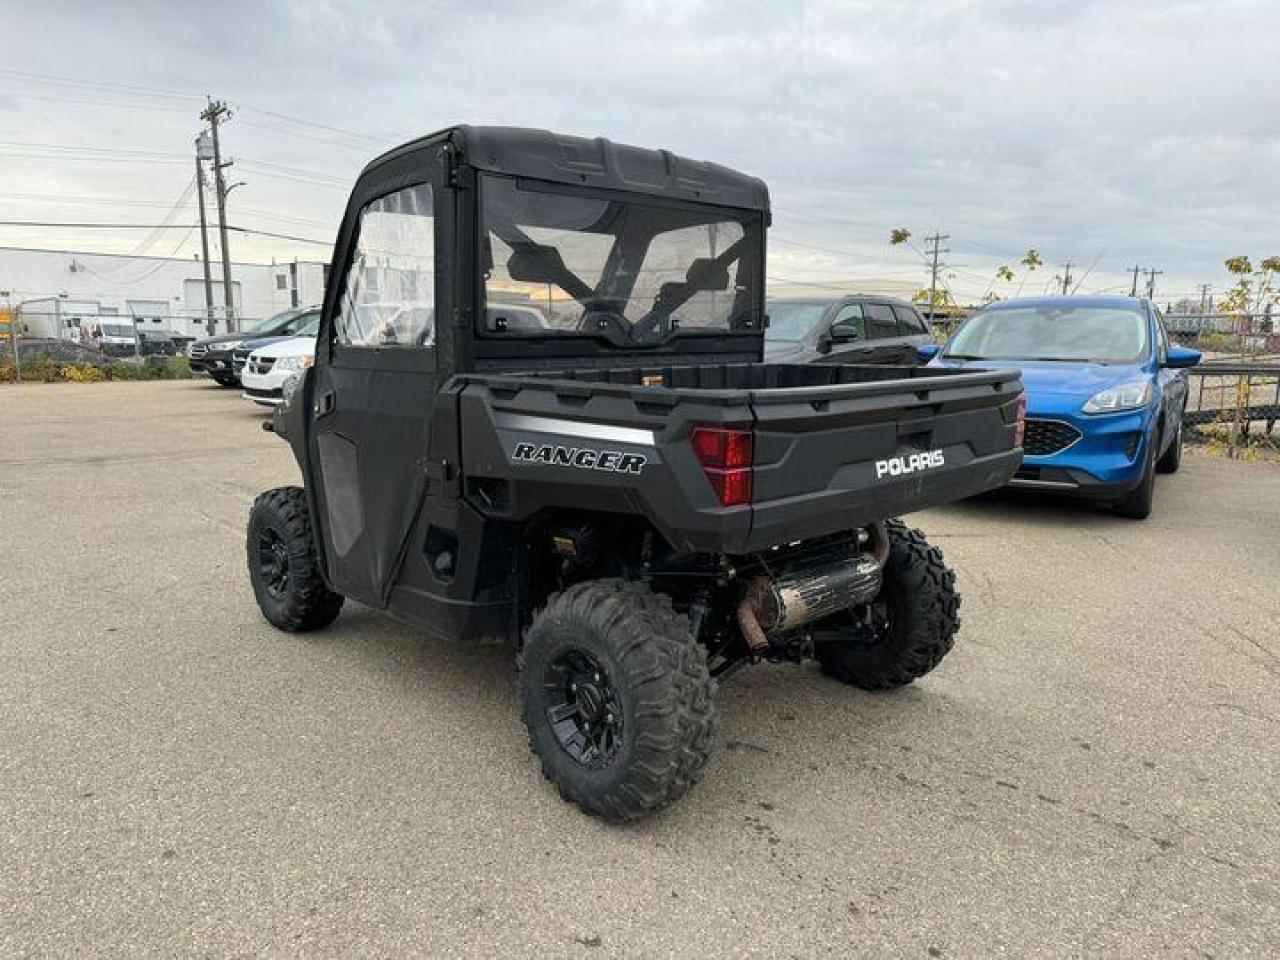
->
[[248, 126, 1024, 822]]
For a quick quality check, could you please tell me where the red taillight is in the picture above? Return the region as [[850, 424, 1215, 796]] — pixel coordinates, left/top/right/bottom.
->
[[690, 426, 754, 506], [1013, 392, 1027, 447]]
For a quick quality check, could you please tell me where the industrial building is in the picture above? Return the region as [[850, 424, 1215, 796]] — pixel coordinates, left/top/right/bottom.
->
[[0, 245, 328, 343]]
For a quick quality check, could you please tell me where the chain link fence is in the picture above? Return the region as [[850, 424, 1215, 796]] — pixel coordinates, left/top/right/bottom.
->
[[1169, 313, 1280, 460], [2, 306, 265, 382]]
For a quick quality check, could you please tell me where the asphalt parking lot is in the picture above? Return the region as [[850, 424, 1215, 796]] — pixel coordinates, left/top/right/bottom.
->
[[2, 379, 1277, 957]]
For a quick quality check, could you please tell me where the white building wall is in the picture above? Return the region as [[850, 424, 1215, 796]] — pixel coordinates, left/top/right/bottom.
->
[[0, 246, 329, 339]]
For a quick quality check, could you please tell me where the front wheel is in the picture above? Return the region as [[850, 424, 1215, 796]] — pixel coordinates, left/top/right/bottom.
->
[[1156, 418, 1182, 474], [815, 520, 960, 690], [518, 579, 716, 822], [1113, 442, 1156, 519], [246, 487, 344, 631]]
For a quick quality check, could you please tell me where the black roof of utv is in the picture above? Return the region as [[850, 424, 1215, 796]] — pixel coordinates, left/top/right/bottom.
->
[[365, 125, 770, 213]]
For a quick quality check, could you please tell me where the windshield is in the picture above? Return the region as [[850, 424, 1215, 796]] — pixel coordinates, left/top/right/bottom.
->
[[249, 307, 312, 336], [480, 175, 763, 344], [945, 305, 1149, 363], [765, 301, 828, 341], [100, 324, 135, 339]]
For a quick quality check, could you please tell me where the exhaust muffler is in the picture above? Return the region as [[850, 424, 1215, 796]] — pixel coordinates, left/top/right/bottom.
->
[[737, 523, 889, 652]]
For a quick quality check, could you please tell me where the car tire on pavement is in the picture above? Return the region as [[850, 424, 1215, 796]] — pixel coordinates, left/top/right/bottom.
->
[[1156, 418, 1182, 474], [1114, 441, 1156, 519], [246, 486, 344, 632], [518, 579, 716, 823], [815, 520, 960, 690]]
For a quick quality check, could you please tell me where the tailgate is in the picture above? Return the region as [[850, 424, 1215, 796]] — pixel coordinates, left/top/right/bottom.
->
[[744, 368, 1023, 551]]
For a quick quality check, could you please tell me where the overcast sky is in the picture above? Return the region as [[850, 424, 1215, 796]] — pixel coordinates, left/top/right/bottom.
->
[[2, 0, 1277, 304]]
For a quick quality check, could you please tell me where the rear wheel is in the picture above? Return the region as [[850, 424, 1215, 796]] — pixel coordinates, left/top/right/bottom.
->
[[246, 487, 344, 631], [815, 520, 960, 690], [213, 375, 238, 388], [518, 579, 716, 822]]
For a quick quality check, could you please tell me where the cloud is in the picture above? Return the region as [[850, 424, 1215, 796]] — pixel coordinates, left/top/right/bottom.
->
[[3, 0, 1277, 300]]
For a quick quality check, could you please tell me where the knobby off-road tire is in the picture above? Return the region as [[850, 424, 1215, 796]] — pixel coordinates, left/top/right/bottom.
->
[[247, 486, 344, 632], [1155, 418, 1182, 474], [518, 579, 716, 823], [816, 519, 960, 690]]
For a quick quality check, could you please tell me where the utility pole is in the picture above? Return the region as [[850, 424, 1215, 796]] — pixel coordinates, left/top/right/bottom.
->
[[200, 98, 236, 332], [1128, 264, 1143, 298], [194, 133, 216, 336], [1143, 267, 1163, 301], [924, 232, 949, 312], [1197, 283, 1212, 316], [1059, 261, 1074, 296]]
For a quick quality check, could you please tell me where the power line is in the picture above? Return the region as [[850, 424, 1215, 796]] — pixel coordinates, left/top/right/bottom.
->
[[0, 67, 202, 102], [0, 220, 200, 228], [227, 226, 331, 246], [0, 67, 387, 143]]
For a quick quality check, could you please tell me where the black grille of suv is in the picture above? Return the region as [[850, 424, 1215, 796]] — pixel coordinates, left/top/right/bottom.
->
[[1023, 419, 1082, 456]]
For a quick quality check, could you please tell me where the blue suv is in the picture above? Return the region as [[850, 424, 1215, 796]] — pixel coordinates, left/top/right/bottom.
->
[[922, 296, 1200, 519]]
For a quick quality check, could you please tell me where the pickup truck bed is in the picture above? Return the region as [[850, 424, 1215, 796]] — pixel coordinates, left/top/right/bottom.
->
[[454, 362, 1023, 554]]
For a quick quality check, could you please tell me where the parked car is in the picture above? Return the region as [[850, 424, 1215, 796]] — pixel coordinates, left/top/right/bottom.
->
[[92, 322, 142, 357], [137, 329, 181, 357], [0, 337, 117, 368], [241, 330, 317, 407], [232, 311, 321, 382], [187, 306, 319, 387], [246, 124, 1025, 823], [765, 296, 934, 365], [924, 295, 1200, 518]]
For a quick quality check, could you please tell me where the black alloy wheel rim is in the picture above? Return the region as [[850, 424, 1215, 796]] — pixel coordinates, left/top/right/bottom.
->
[[258, 528, 291, 600], [543, 648, 624, 768]]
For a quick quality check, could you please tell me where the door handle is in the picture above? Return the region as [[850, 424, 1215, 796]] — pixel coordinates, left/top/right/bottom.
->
[[315, 390, 336, 418]]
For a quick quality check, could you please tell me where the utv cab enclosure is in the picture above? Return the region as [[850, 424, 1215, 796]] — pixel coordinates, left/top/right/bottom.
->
[[250, 125, 1025, 822]]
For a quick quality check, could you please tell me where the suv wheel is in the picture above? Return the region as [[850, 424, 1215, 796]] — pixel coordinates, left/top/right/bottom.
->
[[815, 520, 959, 690], [1114, 442, 1156, 519], [518, 579, 716, 822], [1155, 418, 1182, 474], [246, 487, 344, 631]]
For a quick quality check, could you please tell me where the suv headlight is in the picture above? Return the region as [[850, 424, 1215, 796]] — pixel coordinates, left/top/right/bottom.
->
[[273, 355, 314, 373], [1081, 380, 1152, 414]]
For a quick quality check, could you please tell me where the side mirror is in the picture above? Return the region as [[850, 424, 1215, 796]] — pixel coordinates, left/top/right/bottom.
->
[[916, 343, 941, 361], [1164, 345, 1201, 368], [828, 322, 861, 342]]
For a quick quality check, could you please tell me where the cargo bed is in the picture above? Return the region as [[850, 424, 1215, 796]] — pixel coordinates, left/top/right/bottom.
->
[[454, 362, 1023, 553]]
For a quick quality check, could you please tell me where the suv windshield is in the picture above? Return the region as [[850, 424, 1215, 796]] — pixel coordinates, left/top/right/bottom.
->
[[249, 307, 312, 336], [480, 175, 763, 344], [765, 301, 828, 341], [945, 305, 1149, 363]]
